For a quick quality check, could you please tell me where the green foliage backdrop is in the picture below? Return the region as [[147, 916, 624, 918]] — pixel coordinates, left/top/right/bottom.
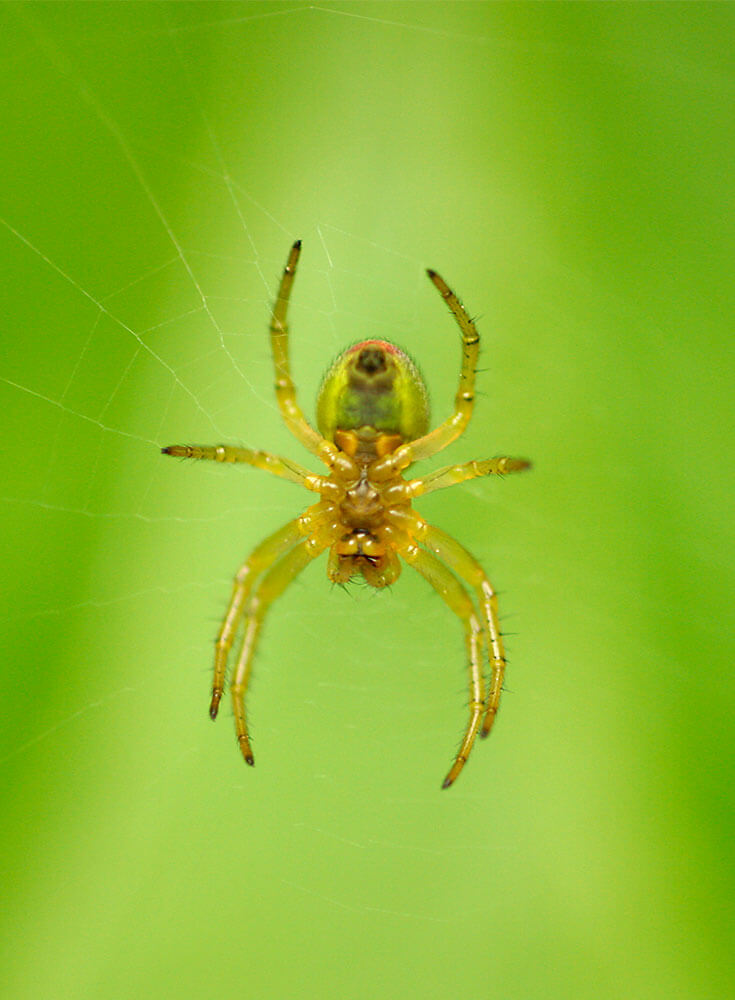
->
[[1, 4, 733, 998]]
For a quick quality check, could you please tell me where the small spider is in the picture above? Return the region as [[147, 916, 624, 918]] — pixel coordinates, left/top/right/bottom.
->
[[163, 242, 530, 788]]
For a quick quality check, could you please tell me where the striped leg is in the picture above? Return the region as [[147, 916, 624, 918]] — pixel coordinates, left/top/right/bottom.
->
[[371, 267, 481, 479], [401, 543, 485, 789], [231, 537, 327, 764], [416, 523, 508, 739], [209, 504, 331, 719], [269, 241, 338, 468], [406, 455, 531, 498], [161, 443, 334, 493]]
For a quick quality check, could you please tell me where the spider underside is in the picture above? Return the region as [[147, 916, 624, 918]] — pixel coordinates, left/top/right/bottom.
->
[[163, 241, 530, 788]]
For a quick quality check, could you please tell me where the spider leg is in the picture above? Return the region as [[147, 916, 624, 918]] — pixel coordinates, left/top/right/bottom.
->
[[231, 536, 327, 765], [414, 521, 508, 740], [269, 241, 339, 468], [400, 544, 485, 789], [210, 519, 303, 719], [371, 268, 480, 479], [405, 455, 531, 498], [210, 503, 332, 719], [160, 443, 337, 494]]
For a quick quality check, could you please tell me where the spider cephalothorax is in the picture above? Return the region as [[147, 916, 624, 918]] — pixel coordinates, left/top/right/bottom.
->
[[163, 241, 530, 788]]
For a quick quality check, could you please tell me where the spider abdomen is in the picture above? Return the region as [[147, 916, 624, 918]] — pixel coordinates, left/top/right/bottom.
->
[[316, 340, 429, 443]]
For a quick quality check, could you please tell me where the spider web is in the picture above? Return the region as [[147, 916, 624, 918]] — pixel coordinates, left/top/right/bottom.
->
[[0, 0, 542, 937], [6, 4, 719, 998]]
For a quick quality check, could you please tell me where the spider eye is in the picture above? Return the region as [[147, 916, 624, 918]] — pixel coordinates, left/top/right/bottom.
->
[[316, 339, 429, 443]]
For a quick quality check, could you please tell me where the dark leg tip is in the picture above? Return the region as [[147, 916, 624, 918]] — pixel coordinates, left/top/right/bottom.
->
[[245, 754, 255, 766], [441, 776, 453, 790]]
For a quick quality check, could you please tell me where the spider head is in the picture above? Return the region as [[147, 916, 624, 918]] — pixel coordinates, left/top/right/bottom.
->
[[316, 340, 429, 445], [327, 531, 402, 588]]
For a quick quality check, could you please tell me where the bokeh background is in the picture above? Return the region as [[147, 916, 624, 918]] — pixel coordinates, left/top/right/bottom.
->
[[2, 3, 733, 998]]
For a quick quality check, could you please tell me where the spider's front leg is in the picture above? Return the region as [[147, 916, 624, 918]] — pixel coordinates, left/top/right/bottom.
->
[[230, 535, 328, 764], [209, 518, 305, 719], [390, 507, 510, 741], [415, 520, 509, 740], [400, 544, 486, 788], [209, 502, 332, 720]]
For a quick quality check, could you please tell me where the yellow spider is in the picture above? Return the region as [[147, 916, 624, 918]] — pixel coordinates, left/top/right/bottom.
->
[[163, 241, 530, 788]]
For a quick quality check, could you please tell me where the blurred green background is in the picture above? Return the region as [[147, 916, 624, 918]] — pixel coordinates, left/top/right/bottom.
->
[[1, 3, 733, 998]]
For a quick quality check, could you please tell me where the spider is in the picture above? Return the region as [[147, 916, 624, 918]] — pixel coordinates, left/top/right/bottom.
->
[[162, 241, 530, 788]]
